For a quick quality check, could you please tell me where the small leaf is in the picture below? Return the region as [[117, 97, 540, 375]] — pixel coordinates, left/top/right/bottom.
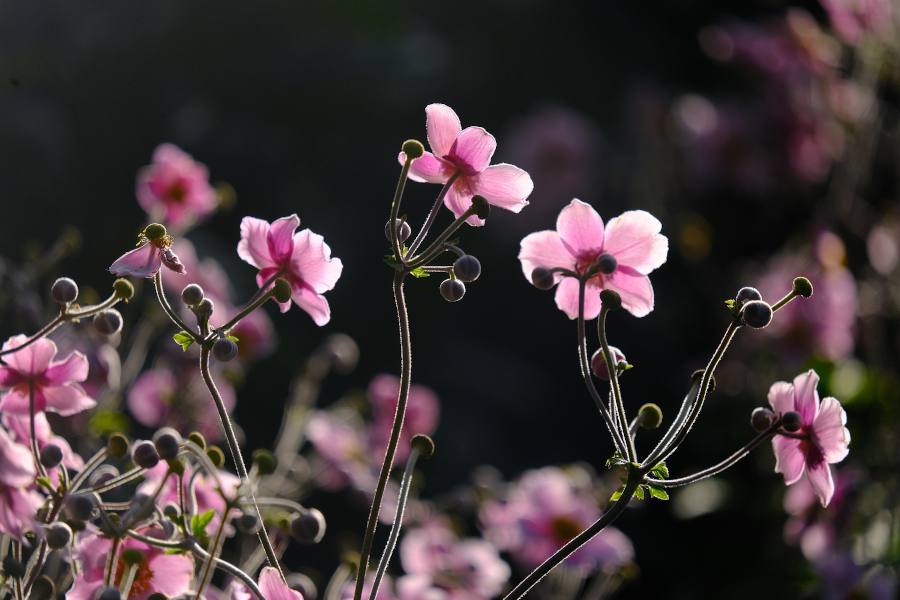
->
[[724, 299, 736, 309], [173, 331, 194, 352], [409, 267, 430, 279], [610, 488, 623, 502], [634, 486, 645, 500], [35, 476, 53, 491], [651, 461, 669, 479], [226, 334, 240, 344], [648, 485, 670, 501], [191, 509, 216, 546]]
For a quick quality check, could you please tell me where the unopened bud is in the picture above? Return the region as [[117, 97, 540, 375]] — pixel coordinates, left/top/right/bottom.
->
[[637, 403, 663, 429]]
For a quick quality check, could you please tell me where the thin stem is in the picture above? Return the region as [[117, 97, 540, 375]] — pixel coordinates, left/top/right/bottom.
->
[[153, 272, 200, 342], [86, 466, 145, 494], [642, 380, 702, 468], [353, 271, 411, 600], [28, 381, 47, 479], [191, 541, 266, 600], [389, 158, 415, 264], [406, 171, 461, 256], [0, 315, 64, 358], [119, 563, 138, 599], [369, 447, 421, 600], [65, 292, 119, 319], [104, 537, 122, 587], [194, 505, 229, 599], [199, 346, 283, 579], [210, 288, 277, 340], [597, 306, 635, 462], [69, 448, 109, 493], [405, 206, 479, 270], [770, 291, 798, 313], [504, 470, 642, 599]]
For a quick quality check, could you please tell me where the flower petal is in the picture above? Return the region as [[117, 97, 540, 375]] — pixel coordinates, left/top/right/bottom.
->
[[292, 284, 332, 326], [148, 553, 195, 597], [1, 336, 57, 376], [472, 164, 533, 213], [426, 103, 462, 157], [792, 369, 820, 425], [605, 268, 654, 317], [556, 199, 605, 255], [806, 461, 835, 507], [813, 396, 850, 463], [45, 352, 89, 385], [401, 151, 454, 184], [767, 381, 795, 414], [237, 217, 275, 269], [290, 230, 343, 293], [602, 210, 668, 274], [518, 231, 574, 283], [42, 384, 96, 416], [267, 214, 300, 264], [448, 126, 496, 174], [259, 566, 304, 600], [109, 243, 162, 278], [554, 277, 602, 320], [127, 369, 175, 427], [772, 435, 806, 485], [0, 428, 35, 487], [0, 388, 30, 415], [443, 184, 485, 227]]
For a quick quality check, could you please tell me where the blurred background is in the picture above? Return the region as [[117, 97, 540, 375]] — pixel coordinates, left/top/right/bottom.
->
[[0, 0, 898, 598]]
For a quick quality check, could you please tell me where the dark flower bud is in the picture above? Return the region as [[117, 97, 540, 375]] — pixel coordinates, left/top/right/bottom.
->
[[452, 255, 481, 283], [212, 337, 238, 362], [439, 279, 466, 302], [206, 446, 225, 468], [637, 403, 663, 429], [65, 493, 98, 522], [236, 512, 261, 534], [113, 278, 135, 302], [273, 278, 292, 304], [187, 431, 207, 450], [122, 495, 156, 528], [107, 433, 130, 458], [153, 428, 181, 461], [290, 508, 326, 544], [44, 522, 72, 549], [596, 253, 617, 275], [122, 549, 145, 566], [590, 347, 626, 381], [143, 223, 167, 242], [781, 411, 802, 432], [751, 407, 776, 431], [384, 219, 412, 244], [98, 586, 123, 600], [599, 289, 621, 311], [196, 298, 215, 319], [181, 283, 204, 306], [793, 276, 813, 298], [39, 443, 64, 469], [740, 300, 773, 328], [93, 309, 123, 336], [132, 440, 160, 469], [411, 434, 435, 459], [286, 573, 318, 600], [51, 277, 79, 305], [735, 286, 762, 304], [401, 139, 425, 159], [29, 576, 55, 600], [252, 449, 277, 475], [531, 267, 555, 290], [163, 503, 180, 520], [2, 553, 25, 578], [471, 196, 490, 220], [89, 465, 120, 487]]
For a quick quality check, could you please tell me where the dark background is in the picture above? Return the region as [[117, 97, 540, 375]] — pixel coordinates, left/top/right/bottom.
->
[[0, 1, 870, 597]]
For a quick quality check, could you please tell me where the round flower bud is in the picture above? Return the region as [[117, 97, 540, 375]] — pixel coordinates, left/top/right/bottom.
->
[[599, 289, 621, 311], [181, 283, 204, 306], [37, 443, 63, 470], [89, 465, 120, 487], [2, 554, 26, 578], [122, 549, 146, 566], [98, 587, 122, 600], [44, 522, 72, 549], [781, 411, 802, 432], [452, 255, 482, 283], [93, 309, 123, 336], [740, 300, 773, 329], [50, 277, 79, 305], [735, 286, 762, 304], [637, 403, 663, 429], [143, 223, 167, 242], [471, 196, 491, 220], [531, 267, 555, 290], [163, 503, 180, 521], [793, 276, 813, 298], [596, 254, 617, 275], [113, 278, 135, 302], [65, 493, 98, 522], [384, 219, 412, 244], [411, 434, 435, 459], [236, 512, 261, 534], [286, 573, 318, 600], [206, 446, 225, 468], [590, 347, 626, 380], [439, 279, 466, 303], [153, 428, 181, 461], [107, 433, 130, 458], [187, 431, 207, 450], [132, 440, 160, 469], [290, 508, 326, 544], [196, 298, 215, 319], [30, 576, 55, 600], [212, 337, 239, 362], [751, 407, 776, 432], [272, 278, 292, 304], [401, 139, 425, 159], [252, 449, 278, 475]]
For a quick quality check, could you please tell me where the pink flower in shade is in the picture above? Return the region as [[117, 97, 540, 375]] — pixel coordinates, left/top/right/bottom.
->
[[480, 467, 634, 572], [0, 335, 96, 416], [821, 0, 893, 45], [225, 567, 305, 600], [769, 370, 850, 507], [3, 412, 83, 486], [237, 214, 343, 325], [399, 103, 534, 226], [369, 374, 439, 464], [109, 227, 187, 278], [68, 529, 194, 600], [518, 199, 668, 319], [137, 143, 218, 230], [0, 427, 41, 538]]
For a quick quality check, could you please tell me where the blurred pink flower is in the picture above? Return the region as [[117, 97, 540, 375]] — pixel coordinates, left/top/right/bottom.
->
[[0, 335, 96, 416], [137, 143, 218, 230], [769, 370, 850, 507], [480, 467, 634, 571], [368, 374, 439, 464], [0, 426, 41, 538], [3, 412, 83, 485], [237, 214, 343, 325], [519, 199, 668, 318], [821, 0, 893, 44], [399, 103, 534, 226], [138, 460, 240, 533]]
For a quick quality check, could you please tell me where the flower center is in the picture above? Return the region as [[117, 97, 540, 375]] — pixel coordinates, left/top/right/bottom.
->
[[115, 556, 154, 597], [550, 515, 583, 543], [167, 180, 188, 204]]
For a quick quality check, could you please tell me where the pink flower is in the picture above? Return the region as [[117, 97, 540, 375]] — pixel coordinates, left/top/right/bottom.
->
[[237, 214, 343, 325], [0, 427, 41, 538], [821, 0, 893, 45], [258, 567, 304, 600], [369, 374, 439, 464], [518, 199, 668, 318], [109, 226, 187, 278], [68, 530, 194, 600], [3, 412, 83, 486], [399, 103, 534, 226], [137, 143, 218, 230], [480, 467, 634, 571], [769, 370, 850, 507], [0, 335, 96, 416]]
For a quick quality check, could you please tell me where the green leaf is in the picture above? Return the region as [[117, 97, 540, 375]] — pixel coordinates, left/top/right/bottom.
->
[[173, 331, 194, 352], [35, 476, 53, 492], [634, 486, 645, 500], [190, 509, 216, 546], [226, 334, 240, 344], [409, 266, 430, 279], [605, 451, 626, 469], [724, 299, 736, 309], [610, 488, 623, 502], [648, 485, 670, 501], [651, 461, 669, 479]]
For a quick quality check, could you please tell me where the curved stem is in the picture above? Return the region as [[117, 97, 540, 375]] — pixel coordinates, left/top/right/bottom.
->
[[389, 158, 414, 264], [504, 471, 642, 599], [86, 466, 145, 494], [406, 172, 461, 256], [69, 448, 109, 493], [642, 380, 701, 469], [194, 507, 229, 599], [153, 272, 200, 342], [208, 288, 276, 341], [405, 206, 478, 270], [597, 306, 635, 462], [0, 315, 64, 358], [353, 271, 411, 600], [28, 382, 47, 480], [66, 293, 119, 319]]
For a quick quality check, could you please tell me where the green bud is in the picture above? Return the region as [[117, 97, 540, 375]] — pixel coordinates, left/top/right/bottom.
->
[[401, 139, 425, 159], [599, 289, 621, 310], [113, 278, 135, 302], [206, 446, 225, 468], [470, 196, 490, 220], [252, 449, 277, 475], [143, 223, 167, 242], [187, 431, 207, 450], [107, 433, 130, 459], [411, 434, 435, 459], [121, 548, 145, 566], [792, 276, 813, 298], [637, 403, 663, 429], [273, 278, 292, 304]]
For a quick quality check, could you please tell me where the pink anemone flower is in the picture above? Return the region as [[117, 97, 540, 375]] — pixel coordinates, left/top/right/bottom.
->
[[3, 412, 83, 486], [519, 199, 668, 318], [0, 427, 41, 538], [399, 103, 534, 226], [237, 214, 343, 325], [769, 369, 850, 507], [226, 567, 305, 599], [0, 335, 96, 416], [109, 224, 187, 278], [137, 143, 218, 230]]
